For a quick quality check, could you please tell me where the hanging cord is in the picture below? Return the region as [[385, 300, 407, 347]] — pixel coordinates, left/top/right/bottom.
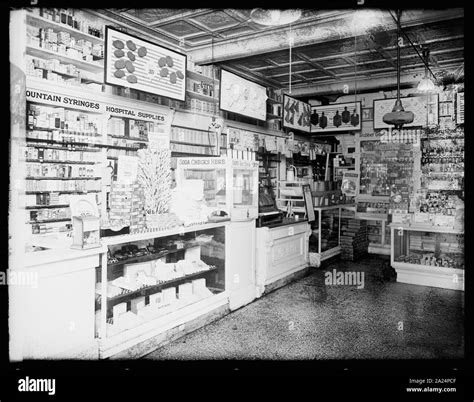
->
[[289, 23, 292, 94], [396, 10, 401, 101], [354, 31, 357, 105], [388, 9, 437, 83]]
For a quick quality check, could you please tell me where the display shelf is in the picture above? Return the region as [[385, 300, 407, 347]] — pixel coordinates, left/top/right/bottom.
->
[[170, 140, 214, 147], [266, 113, 282, 120], [107, 244, 203, 269], [100, 267, 218, 307], [102, 222, 229, 246], [26, 176, 101, 180], [26, 159, 96, 165], [24, 143, 101, 152], [26, 12, 104, 45], [104, 144, 142, 151], [185, 90, 218, 103], [107, 134, 148, 143], [28, 218, 71, 224], [25, 204, 70, 209], [27, 128, 101, 136], [267, 97, 282, 105], [26, 45, 103, 73], [186, 70, 216, 84], [26, 190, 101, 194], [26, 138, 102, 148]]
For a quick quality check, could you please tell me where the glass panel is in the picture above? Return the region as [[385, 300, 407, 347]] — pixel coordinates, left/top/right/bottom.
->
[[232, 168, 257, 208], [181, 168, 227, 213], [309, 210, 320, 254], [321, 208, 340, 252], [394, 229, 464, 269], [97, 226, 226, 338]]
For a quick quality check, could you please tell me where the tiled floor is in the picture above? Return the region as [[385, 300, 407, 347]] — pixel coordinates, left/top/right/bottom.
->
[[144, 255, 464, 360]]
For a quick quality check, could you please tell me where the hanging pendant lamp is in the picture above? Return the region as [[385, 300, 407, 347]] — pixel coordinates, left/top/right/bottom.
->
[[382, 10, 414, 129]]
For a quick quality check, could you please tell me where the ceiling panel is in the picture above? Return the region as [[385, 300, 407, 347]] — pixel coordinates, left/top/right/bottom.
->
[[158, 20, 204, 37], [191, 11, 239, 29], [124, 8, 186, 23], [221, 25, 256, 38], [263, 64, 315, 77]]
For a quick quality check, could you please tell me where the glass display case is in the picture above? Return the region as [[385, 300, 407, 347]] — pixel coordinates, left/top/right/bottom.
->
[[96, 224, 227, 340], [309, 205, 346, 266], [175, 157, 259, 222], [390, 224, 464, 290]]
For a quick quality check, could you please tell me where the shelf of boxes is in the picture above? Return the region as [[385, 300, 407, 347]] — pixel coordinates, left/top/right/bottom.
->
[[27, 11, 104, 45], [26, 45, 103, 73]]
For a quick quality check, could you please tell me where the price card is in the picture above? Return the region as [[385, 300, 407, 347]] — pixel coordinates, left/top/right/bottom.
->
[[288, 226, 294, 236]]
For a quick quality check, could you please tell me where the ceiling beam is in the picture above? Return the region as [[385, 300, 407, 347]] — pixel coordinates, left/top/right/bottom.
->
[[187, 9, 463, 64], [284, 60, 464, 96], [295, 53, 338, 79]]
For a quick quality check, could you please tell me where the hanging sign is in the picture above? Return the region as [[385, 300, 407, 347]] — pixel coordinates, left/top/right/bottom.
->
[[373, 95, 438, 129], [310, 102, 362, 133], [105, 27, 186, 101], [282, 94, 311, 133]]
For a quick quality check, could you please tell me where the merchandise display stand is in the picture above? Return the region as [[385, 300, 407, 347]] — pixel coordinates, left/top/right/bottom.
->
[[308, 204, 354, 267], [390, 223, 464, 290]]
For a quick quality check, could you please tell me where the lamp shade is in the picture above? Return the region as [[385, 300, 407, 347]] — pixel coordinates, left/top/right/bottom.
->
[[417, 76, 437, 92], [250, 9, 302, 26], [382, 100, 414, 128]]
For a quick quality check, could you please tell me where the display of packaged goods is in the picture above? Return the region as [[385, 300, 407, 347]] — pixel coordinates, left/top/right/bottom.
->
[[26, 163, 100, 178], [25, 178, 101, 192], [31, 220, 71, 234], [27, 207, 71, 222]]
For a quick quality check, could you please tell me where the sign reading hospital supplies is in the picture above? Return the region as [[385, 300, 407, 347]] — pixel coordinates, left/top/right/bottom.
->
[[341, 171, 360, 196]]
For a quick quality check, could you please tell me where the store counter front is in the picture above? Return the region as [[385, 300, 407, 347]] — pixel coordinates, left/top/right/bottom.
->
[[256, 218, 311, 296], [9, 244, 106, 361]]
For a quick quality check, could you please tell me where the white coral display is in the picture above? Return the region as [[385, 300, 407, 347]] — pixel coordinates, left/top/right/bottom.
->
[[137, 148, 172, 215]]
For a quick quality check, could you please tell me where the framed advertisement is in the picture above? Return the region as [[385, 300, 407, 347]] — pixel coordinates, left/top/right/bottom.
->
[[310, 102, 362, 133], [219, 69, 267, 121], [373, 94, 438, 129], [282, 94, 311, 133], [362, 108, 374, 121], [105, 26, 187, 101]]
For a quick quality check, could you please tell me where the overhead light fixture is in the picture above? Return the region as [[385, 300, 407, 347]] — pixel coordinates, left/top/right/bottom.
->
[[417, 47, 437, 92], [383, 10, 414, 129], [250, 9, 302, 26]]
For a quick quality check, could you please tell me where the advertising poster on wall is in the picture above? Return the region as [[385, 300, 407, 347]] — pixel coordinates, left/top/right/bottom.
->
[[219, 69, 267, 121], [341, 171, 360, 197], [310, 102, 362, 133], [373, 95, 438, 129], [105, 27, 186, 101], [283, 95, 311, 133]]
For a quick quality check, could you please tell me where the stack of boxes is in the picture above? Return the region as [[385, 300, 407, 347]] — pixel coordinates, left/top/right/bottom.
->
[[108, 182, 133, 226], [130, 182, 146, 233], [340, 217, 369, 261]]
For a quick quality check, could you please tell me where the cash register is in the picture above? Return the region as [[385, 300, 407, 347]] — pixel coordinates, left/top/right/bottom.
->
[[256, 187, 284, 227]]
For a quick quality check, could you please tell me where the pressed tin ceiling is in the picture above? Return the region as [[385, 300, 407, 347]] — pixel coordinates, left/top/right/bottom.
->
[[90, 8, 464, 97]]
